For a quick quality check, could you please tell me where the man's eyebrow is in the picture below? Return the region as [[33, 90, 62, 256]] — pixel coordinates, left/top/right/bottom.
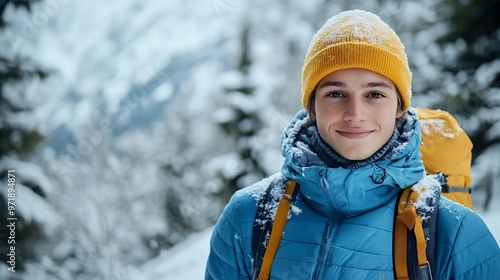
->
[[363, 82, 393, 89], [317, 81, 346, 89]]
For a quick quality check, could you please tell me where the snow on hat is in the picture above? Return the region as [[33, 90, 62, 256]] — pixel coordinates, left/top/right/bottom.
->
[[302, 9, 412, 111]]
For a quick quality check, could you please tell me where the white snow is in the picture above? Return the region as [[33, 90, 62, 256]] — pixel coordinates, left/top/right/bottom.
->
[[321, 10, 399, 46], [290, 204, 303, 216], [0, 157, 54, 193], [150, 81, 173, 102], [420, 118, 461, 139], [411, 175, 441, 222], [0, 158, 61, 231], [15, 183, 62, 230], [207, 152, 246, 179], [125, 228, 213, 280]]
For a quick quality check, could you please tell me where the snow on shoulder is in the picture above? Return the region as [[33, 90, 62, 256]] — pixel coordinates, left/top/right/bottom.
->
[[411, 175, 442, 222], [236, 172, 282, 202]]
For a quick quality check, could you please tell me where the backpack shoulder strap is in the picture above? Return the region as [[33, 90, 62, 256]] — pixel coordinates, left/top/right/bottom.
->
[[418, 173, 443, 280], [252, 181, 278, 265], [252, 179, 300, 280], [394, 174, 442, 280]]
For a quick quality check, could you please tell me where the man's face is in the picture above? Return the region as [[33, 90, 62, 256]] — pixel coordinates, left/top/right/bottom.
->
[[314, 68, 403, 160]]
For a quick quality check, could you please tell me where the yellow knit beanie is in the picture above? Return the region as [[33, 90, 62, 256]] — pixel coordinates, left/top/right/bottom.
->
[[302, 10, 412, 111]]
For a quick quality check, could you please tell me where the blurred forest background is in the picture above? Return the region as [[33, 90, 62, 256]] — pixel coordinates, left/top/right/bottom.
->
[[0, 0, 499, 279]]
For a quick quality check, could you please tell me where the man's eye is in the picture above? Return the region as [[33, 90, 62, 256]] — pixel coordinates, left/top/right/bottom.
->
[[369, 92, 384, 98], [326, 91, 343, 98]]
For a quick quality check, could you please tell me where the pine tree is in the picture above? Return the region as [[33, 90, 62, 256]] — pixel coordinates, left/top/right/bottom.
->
[[0, 1, 46, 159], [432, 0, 500, 210], [0, 0, 49, 272], [213, 21, 268, 202]]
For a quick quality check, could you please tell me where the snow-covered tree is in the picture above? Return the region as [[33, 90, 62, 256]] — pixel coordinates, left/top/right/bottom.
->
[[20, 126, 168, 279], [406, 0, 500, 210], [0, 1, 57, 276], [212, 21, 269, 201]]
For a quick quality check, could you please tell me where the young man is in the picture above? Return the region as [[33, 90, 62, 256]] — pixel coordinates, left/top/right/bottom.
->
[[205, 9, 500, 279]]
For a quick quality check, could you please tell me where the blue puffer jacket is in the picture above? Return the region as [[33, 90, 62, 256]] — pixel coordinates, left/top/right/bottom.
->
[[205, 109, 500, 279]]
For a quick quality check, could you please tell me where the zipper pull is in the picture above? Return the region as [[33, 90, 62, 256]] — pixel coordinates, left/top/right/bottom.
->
[[325, 223, 331, 243]]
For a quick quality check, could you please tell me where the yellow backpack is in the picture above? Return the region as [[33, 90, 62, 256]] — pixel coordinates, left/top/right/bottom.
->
[[417, 108, 473, 209], [251, 108, 474, 280]]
